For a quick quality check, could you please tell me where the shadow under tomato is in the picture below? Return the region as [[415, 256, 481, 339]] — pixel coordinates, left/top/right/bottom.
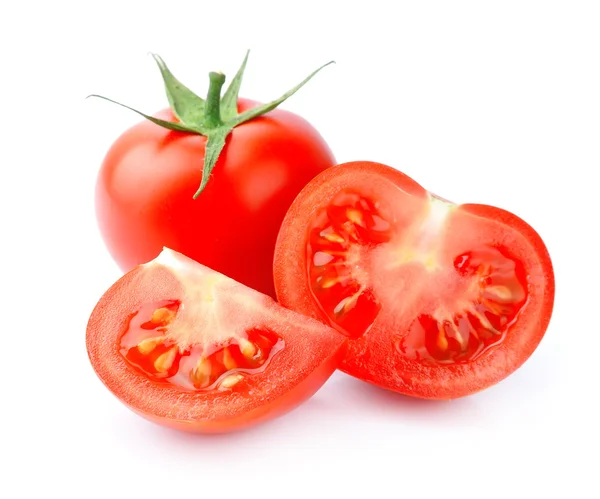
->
[[114, 391, 340, 450], [327, 372, 487, 424]]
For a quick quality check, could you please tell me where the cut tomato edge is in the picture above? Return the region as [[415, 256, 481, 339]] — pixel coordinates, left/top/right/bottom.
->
[[274, 161, 429, 322], [339, 204, 555, 398], [274, 163, 555, 399], [125, 344, 347, 433], [86, 260, 347, 431]]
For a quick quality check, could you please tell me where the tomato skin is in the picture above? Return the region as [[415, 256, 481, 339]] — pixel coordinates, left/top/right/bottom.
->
[[95, 99, 335, 298], [129, 347, 343, 433], [86, 249, 346, 433], [273, 161, 555, 399]]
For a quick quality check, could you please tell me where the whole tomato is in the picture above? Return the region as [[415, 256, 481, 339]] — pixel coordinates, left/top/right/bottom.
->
[[93, 53, 335, 297]]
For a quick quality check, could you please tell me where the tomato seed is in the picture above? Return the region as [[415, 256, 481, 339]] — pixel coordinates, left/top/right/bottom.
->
[[436, 331, 449, 351], [485, 285, 513, 301], [239, 338, 257, 359], [346, 208, 365, 226], [471, 309, 500, 335], [323, 232, 345, 243], [220, 374, 244, 389], [137, 337, 162, 355], [189, 358, 211, 388], [151, 307, 175, 324], [154, 347, 178, 373], [321, 276, 343, 289]]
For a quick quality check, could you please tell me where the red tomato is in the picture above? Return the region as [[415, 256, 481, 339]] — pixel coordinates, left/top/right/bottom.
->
[[86, 248, 346, 433], [273, 161, 555, 399], [95, 99, 335, 297]]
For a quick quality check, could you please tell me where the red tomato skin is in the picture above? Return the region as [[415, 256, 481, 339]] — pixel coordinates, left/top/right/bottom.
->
[[95, 99, 335, 297], [128, 347, 344, 434], [273, 161, 555, 399]]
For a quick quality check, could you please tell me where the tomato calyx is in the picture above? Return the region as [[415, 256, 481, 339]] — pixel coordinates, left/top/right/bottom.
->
[[89, 51, 334, 198]]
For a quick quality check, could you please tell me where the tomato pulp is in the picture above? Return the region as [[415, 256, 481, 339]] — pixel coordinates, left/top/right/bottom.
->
[[273, 162, 555, 399], [95, 99, 335, 298], [86, 248, 346, 432]]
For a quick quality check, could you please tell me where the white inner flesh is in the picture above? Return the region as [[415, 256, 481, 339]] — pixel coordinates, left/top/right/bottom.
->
[[145, 248, 271, 351], [387, 194, 455, 271]]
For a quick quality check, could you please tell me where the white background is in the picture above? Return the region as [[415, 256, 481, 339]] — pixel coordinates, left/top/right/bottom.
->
[[2, 1, 598, 497]]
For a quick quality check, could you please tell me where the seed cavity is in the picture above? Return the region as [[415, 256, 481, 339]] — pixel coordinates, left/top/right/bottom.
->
[[485, 285, 512, 301], [120, 303, 283, 392], [307, 192, 391, 339], [452, 328, 467, 351], [313, 252, 335, 266], [222, 347, 237, 370], [333, 287, 363, 315], [371, 215, 391, 231], [395, 247, 528, 365]]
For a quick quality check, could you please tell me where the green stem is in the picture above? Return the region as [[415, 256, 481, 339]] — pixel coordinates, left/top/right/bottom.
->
[[204, 72, 226, 128], [91, 53, 334, 199]]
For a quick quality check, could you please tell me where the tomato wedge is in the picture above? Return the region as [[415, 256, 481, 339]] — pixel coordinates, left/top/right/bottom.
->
[[273, 161, 555, 399], [86, 248, 345, 433]]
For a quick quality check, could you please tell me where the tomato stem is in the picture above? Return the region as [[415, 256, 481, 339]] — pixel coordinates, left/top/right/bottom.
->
[[90, 53, 334, 198], [204, 72, 226, 128]]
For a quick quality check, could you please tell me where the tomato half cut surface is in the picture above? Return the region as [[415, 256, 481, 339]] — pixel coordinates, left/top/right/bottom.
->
[[86, 248, 346, 433], [273, 161, 555, 399]]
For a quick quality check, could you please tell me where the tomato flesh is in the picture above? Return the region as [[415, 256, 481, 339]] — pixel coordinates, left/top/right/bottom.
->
[[274, 161, 554, 399], [95, 99, 335, 298], [119, 298, 283, 391], [87, 248, 346, 432], [308, 194, 528, 366]]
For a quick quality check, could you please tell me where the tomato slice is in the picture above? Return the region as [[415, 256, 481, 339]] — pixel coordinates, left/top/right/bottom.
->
[[86, 248, 346, 433], [273, 161, 555, 399]]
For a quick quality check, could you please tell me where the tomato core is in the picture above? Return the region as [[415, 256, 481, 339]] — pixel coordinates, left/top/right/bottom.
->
[[119, 299, 283, 391], [306, 189, 529, 365]]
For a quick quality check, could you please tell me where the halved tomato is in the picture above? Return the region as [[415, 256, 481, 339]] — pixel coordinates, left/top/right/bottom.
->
[[86, 248, 346, 433], [273, 161, 555, 399]]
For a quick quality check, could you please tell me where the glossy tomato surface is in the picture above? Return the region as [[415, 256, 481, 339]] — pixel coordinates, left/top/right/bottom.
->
[[86, 248, 346, 433], [95, 99, 335, 297], [273, 161, 555, 399]]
